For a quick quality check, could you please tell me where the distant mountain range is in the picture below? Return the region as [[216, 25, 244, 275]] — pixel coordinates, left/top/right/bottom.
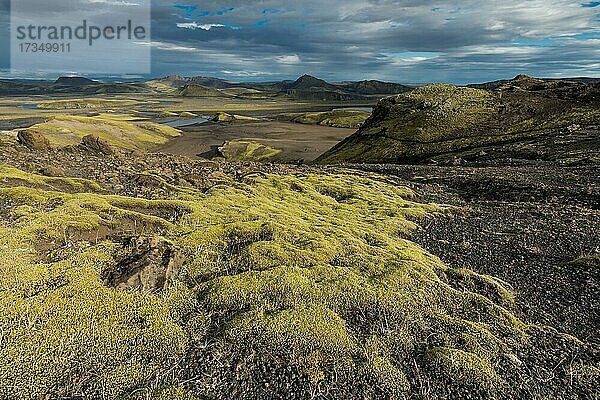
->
[[0, 74, 413, 99], [0, 76, 150, 95], [2, 73, 600, 108], [147, 74, 413, 100]]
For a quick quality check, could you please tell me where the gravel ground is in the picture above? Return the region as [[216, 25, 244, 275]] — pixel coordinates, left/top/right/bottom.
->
[[350, 163, 600, 346]]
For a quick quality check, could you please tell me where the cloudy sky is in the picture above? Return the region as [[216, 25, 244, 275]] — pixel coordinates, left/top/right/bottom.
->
[[1, 0, 599, 84]]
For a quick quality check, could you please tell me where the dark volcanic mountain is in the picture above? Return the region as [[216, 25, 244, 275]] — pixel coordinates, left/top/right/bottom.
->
[[280, 74, 365, 101], [0, 74, 411, 98], [316, 75, 600, 165], [0, 80, 36, 94], [178, 84, 227, 97], [284, 74, 340, 91], [187, 76, 235, 89], [53, 76, 98, 86], [147, 74, 413, 100], [152, 75, 235, 89], [341, 80, 413, 95], [0, 76, 149, 95]]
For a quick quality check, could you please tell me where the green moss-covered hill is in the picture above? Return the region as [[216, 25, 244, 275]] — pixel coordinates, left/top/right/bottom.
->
[[178, 84, 230, 97], [281, 110, 372, 129], [316, 76, 600, 164], [0, 144, 596, 399], [17, 114, 181, 151]]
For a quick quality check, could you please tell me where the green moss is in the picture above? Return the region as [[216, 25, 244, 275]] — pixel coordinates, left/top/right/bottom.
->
[[179, 85, 226, 97], [425, 347, 502, 390], [362, 335, 411, 395], [0, 242, 187, 399], [173, 173, 523, 394], [0, 167, 191, 249], [570, 252, 600, 268], [0, 165, 535, 398], [0, 165, 102, 193], [316, 83, 600, 164], [292, 110, 371, 128], [384, 84, 499, 142], [21, 115, 181, 151], [225, 305, 357, 373], [211, 112, 260, 122], [445, 267, 516, 308], [218, 140, 282, 161]]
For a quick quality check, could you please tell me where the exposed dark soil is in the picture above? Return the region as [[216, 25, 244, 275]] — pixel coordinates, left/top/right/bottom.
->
[[158, 120, 355, 163], [350, 163, 600, 347], [0, 117, 47, 130]]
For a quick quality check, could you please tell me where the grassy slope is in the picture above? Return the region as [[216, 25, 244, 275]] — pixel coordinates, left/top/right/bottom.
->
[[20, 115, 181, 150], [179, 85, 229, 98], [316, 83, 600, 164], [218, 140, 283, 161], [37, 99, 147, 110], [211, 112, 260, 122], [0, 164, 570, 399], [288, 110, 371, 129]]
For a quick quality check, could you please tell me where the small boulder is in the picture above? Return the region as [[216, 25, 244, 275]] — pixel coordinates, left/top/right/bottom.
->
[[39, 165, 66, 177], [102, 236, 184, 293], [81, 134, 114, 155], [17, 130, 51, 151]]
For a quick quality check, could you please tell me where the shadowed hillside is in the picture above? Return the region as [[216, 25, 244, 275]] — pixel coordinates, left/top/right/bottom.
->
[[316, 76, 600, 164]]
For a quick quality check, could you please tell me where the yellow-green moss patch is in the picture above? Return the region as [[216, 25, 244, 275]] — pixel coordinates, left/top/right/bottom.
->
[[0, 166, 537, 398], [217, 140, 282, 161], [20, 115, 181, 151]]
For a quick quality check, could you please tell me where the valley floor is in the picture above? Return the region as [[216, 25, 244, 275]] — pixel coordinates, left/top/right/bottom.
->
[[158, 120, 356, 163]]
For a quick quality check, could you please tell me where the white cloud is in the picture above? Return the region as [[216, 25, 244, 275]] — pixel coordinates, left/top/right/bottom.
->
[[176, 22, 226, 31], [275, 54, 301, 64], [221, 70, 277, 77], [88, 0, 139, 5], [4, 0, 600, 82], [455, 45, 545, 56], [141, 41, 198, 52]]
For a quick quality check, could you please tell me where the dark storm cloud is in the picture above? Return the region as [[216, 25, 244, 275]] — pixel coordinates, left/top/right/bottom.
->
[[1, 0, 599, 82]]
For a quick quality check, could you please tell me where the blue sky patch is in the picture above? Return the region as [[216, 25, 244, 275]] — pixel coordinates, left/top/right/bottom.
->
[[174, 5, 198, 19], [512, 37, 555, 47]]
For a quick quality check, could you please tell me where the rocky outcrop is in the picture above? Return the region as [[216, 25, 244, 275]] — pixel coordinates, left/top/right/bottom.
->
[[17, 130, 51, 151], [39, 165, 66, 177], [102, 236, 184, 293], [80, 134, 114, 155]]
